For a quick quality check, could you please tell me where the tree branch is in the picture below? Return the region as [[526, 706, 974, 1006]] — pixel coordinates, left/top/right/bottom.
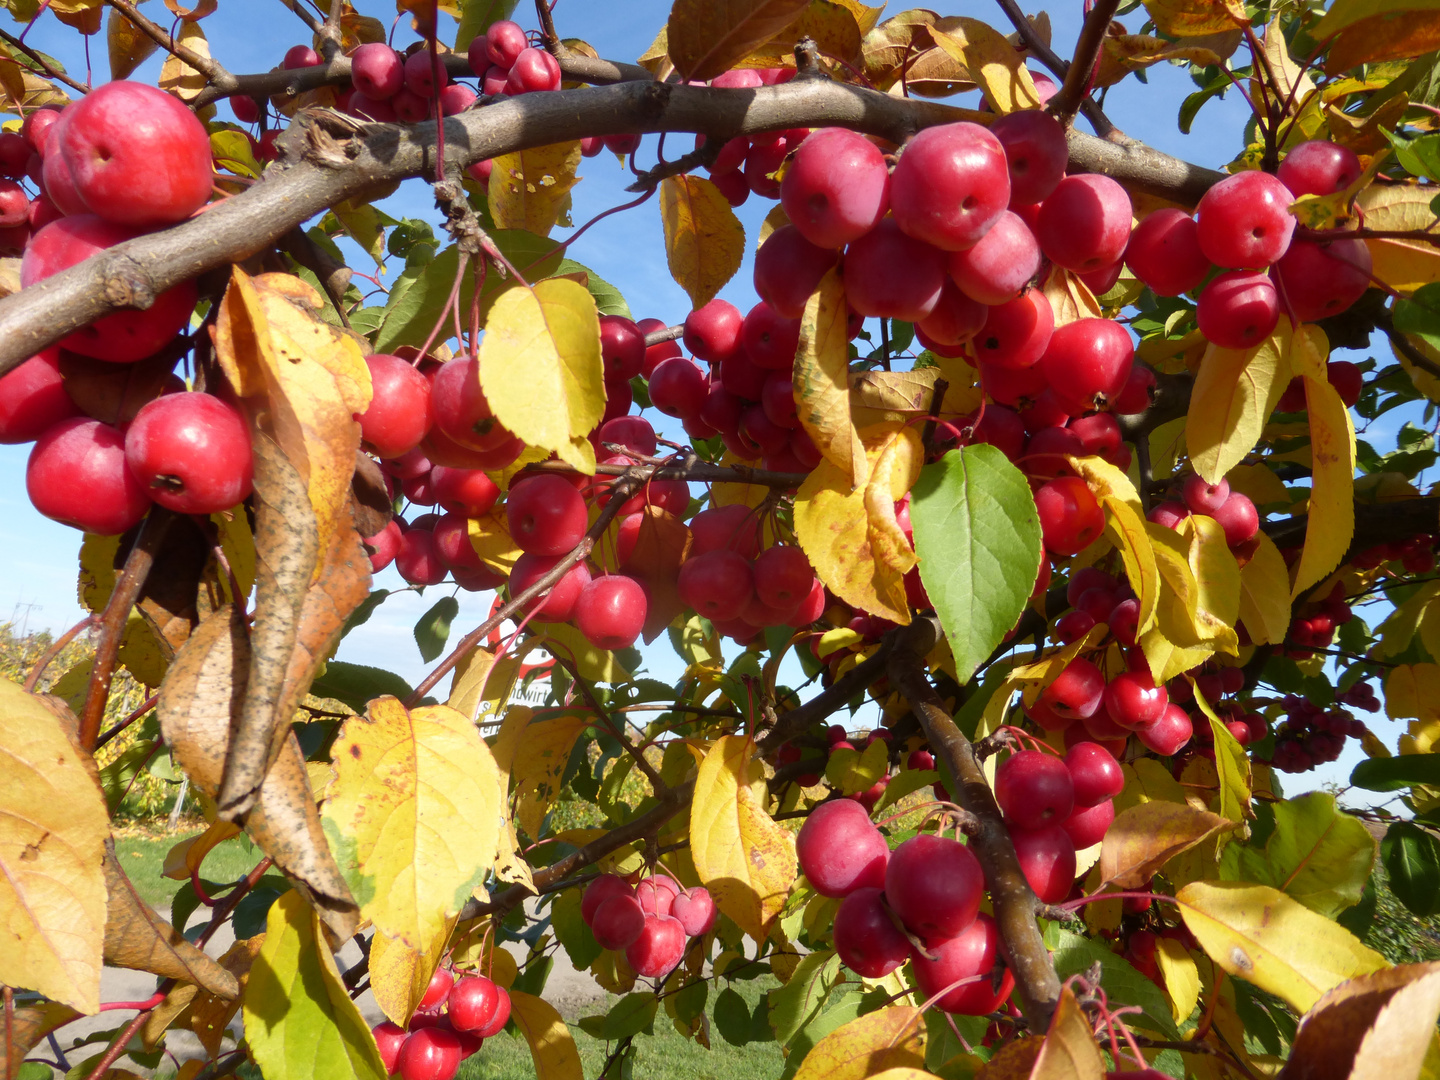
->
[[0, 28, 89, 96], [0, 78, 1224, 375], [522, 458, 808, 489], [1262, 495, 1440, 560], [1048, 0, 1121, 123], [991, 0, 1116, 134], [758, 640, 896, 751], [887, 618, 1062, 1032], [103, 0, 233, 89]]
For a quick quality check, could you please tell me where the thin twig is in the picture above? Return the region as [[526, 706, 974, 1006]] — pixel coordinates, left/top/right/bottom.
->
[[23, 614, 93, 692], [1047, 0, 1120, 123], [0, 28, 89, 95], [80, 1008, 150, 1080], [553, 652, 670, 795], [275, 0, 322, 34], [102, 0, 233, 89]]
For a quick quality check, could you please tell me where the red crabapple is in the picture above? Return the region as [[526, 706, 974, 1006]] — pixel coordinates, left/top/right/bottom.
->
[[669, 887, 716, 937], [677, 549, 753, 621], [1010, 823, 1076, 903], [429, 356, 512, 451], [1195, 170, 1296, 269], [448, 975, 504, 1036], [947, 209, 1041, 305], [1064, 741, 1123, 806], [351, 43, 405, 99], [1035, 476, 1104, 556], [419, 967, 455, 1010], [994, 750, 1075, 830], [761, 373, 799, 430], [1197, 270, 1279, 350], [361, 354, 433, 459], [719, 346, 769, 400], [1276, 140, 1362, 198], [1124, 209, 1211, 297], [283, 44, 321, 68], [506, 474, 588, 555], [978, 358, 1048, 407], [1327, 360, 1363, 407], [403, 49, 448, 97], [989, 109, 1068, 205], [779, 128, 890, 249], [373, 1022, 406, 1075], [1062, 798, 1115, 849], [1212, 491, 1259, 547], [634, 877, 674, 916], [1274, 237, 1372, 323], [397, 1027, 463, 1080], [690, 504, 761, 558], [574, 575, 647, 650], [599, 315, 646, 381], [1183, 474, 1230, 515], [1068, 413, 1122, 460], [909, 913, 1014, 1014], [833, 887, 910, 978], [795, 798, 889, 898], [741, 301, 803, 370], [1113, 363, 1157, 414], [366, 520, 402, 572], [752, 545, 815, 612], [433, 514, 484, 572], [581, 873, 633, 923], [919, 280, 988, 346], [124, 392, 253, 515], [649, 357, 708, 418], [683, 299, 744, 363], [430, 467, 499, 517], [754, 225, 839, 319], [885, 834, 984, 940], [483, 20, 528, 68], [0, 348, 79, 443], [1036, 174, 1132, 272], [27, 418, 152, 534], [972, 289, 1054, 370], [1148, 500, 1190, 529], [1038, 655, 1107, 720], [889, 122, 1010, 251], [508, 554, 592, 620], [1138, 704, 1193, 755], [1103, 670, 1168, 729], [396, 528, 449, 586], [597, 415, 657, 457], [625, 914, 686, 979], [1039, 318, 1134, 415], [591, 894, 646, 949]]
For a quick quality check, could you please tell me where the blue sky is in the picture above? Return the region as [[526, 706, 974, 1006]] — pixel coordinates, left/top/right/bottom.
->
[[0, 0, 1414, 799]]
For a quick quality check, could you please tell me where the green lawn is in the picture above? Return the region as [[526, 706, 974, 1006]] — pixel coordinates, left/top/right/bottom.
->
[[113, 828, 262, 912]]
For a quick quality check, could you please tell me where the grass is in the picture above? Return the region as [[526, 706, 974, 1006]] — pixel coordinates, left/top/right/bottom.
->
[[112, 824, 261, 913], [457, 977, 785, 1080]]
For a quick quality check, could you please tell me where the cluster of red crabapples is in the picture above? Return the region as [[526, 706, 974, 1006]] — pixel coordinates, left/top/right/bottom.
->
[[578, 871, 717, 981], [370, 967, 509, 1080]]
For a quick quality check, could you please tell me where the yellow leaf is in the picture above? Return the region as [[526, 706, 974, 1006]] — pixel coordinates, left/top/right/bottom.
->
[[215, 269, 372, 564], [1328, 14, 1440, 73], [1156, 935, 1201, 1021], [487, 142, 583, 238], [1193, 687, 1252, 823], [322, 697, 502, 950], [1029, 988, 1103, 1080], [795, 267, 866, 484], [1357, 184, 1440, 294], [158, 21, 209, 100], [448, 638, 540, 726], [107, 8, 158, 79], [509, 990, 584, 1080], [1039, 264, 1101, 328], [1071, 456, 1159, 636], [793, 1006, 926, 1080], [1289, 325, 1356, 598], [1099, 802, 1234, 888], [691, 735, 798, 943], [852, 361, 983, 428], [369, 918, 455, 1026], [1186, 333, 1290, 485], [244, 890, 387, 1080], [1176, 881, 1388, 1013], [478, 277, 603, 473], [1238, 531, 1291, 645], [665, 0, 811, 80], [1181, 514, 1242, 638], [541, 622, 632, 684], [929, 18, 1041, 113], [1142, 0, 1246, 35], [659, 174, 746, 308], [161, 819, 241, 881], [1286, 963, 1440, 1080], [511, 713, 592, 839], [1116, 758, 1190, 815], [1225, 463, 1290, 509], [0, 678, 108, 1014], [795, 426, 922, 624]]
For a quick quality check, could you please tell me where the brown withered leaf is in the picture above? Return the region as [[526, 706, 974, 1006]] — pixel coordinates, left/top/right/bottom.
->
[[747, 0, 865, 68], [103, 838, 240, 998], [107, 8, 159, 79], [135, 515, 208, 663], [59, 351, 180, 427], [862, 11, 975, 94], [140, 982, 200, 1050], [628, 506, 693, 643], [186, 935, 264, 1058], [1, 1001, 82, 1077], [159, 606, 358, 942], [351, 451, 393, 539], [1280, 962, 1440, 1080], [1095, 27, 1240, 88], [667, 0, 812, 81]]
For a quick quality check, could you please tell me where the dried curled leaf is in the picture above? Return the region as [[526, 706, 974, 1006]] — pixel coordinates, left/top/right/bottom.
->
[[666, 0, 811, 80]]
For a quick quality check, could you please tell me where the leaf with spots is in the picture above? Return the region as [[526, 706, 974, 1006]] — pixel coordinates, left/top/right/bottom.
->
[[791, 1006, 926, 1080], [659, 175, 746, 309], [322, 696, 502, 951], [510, 712, 592, 839], [488, 142, 583, 238]]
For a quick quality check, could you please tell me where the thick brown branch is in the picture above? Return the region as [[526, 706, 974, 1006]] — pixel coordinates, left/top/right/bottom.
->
[[1262, 495, 1440, 560], [888, 618, 1062, 1032], [1048, 0, 1121, 122], [759, 640, 896, 752], [522, 458, 807, 489], [0, 79, 1222, 374]]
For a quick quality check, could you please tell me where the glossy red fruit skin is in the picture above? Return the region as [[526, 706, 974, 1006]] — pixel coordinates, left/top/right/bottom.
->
[[432, 513, 483, 573], [682, 299, 743, 363], [833, 886, 910, 978], [1104, 670, 1168, 729], [995, 750, 1076, 830], [989, 109, 1068, 205], [1124, 209, 1211, 297], [366, 519, 403, 572], [1040, 318, 1134, 415], [635, 876, 675, 916], [885, 834, 984, 941], [973, 289, 1054, 370], [1062, 798, 1115, 849], [909, 913, 1014, 1014], [1064, 741, 1123, 806], [373, 1021, 407, 1075], [28, 418, 152, 534], [581, 873, 633, 923], [361, 354, 433, 459], [755, 225, 839, 319], [1183, 473, 1230, 515], [1195, 170, 1296, 269], [509, 553, 590, 621], [1327, 360, 1364, 407], [430, 467, 499, 517], [0, 348, 79, 443], [397, 1025, 463, 1080], [1276, 140, 1362, 198], [1038, 655, 1106, 719], [574, 575, 646, 650], [890, 121, 1010, 251], [1138, 706, 1190, 756], [598, 314, 646, 381], [591, 893, 647, 949], [779, 128, 890, 249], [796, 798, 890, 898], [1035, 477, 1105, 557], [690, 504, 761, 558], [625, 914, 687, 979], [1274, 237, 1372, 323], [396, 528, 449, 586], [1113, 362, 1157, 415], [448, 974, 503, 1035], [284, 44, 322, 68], [1010, 824, 1076, 903], [57, 81, 213, 226], [506, 474, 588, 556], [1197, 270, 1279, 350], [788, 577, 827, 627], [753, 545, 815, 612], [1036, 174, 1133, 272], [677, 549, 754, 622], [741, 301, 802, 370], [1212, 491, 1258, 547], [649, 356, 708, 418], [430, 356, 512, 452], [947, 210, 1042, 305], [125, 392, 253, 514], [419, 967, 455, 1011], [918, 280, 988, 347], [22, 216, 198, 363], [670, 886, 717, 936]]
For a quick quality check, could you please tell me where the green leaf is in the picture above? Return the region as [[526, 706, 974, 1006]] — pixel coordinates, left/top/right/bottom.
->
[[1351, 753, 1440, 791], [577, 992, 657, 1039], [714, 986, 752, 1045], [549, 888, 602, 971], [554, 257, 632, 318], [1381, 821, 1440, 916], [414, 596, 460, 663], [372, 233, 564, 354], [767, 949, 841, 1045], [1233, 792, 1376, 917], [1393, 282, 1440, 354], [454, 0, 520, 50], [1049, 927, 1179, 1038], [311, 662, 415, 713], [911, 445, 1041, 684], [673, 977, 709, 1024], [243, 891, 387, 1080], [232, 875, 292, 939], [343, 590, 390, 639]]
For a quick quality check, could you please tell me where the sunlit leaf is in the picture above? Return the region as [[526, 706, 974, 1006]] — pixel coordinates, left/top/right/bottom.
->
[[658, 174, 746, 309]]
